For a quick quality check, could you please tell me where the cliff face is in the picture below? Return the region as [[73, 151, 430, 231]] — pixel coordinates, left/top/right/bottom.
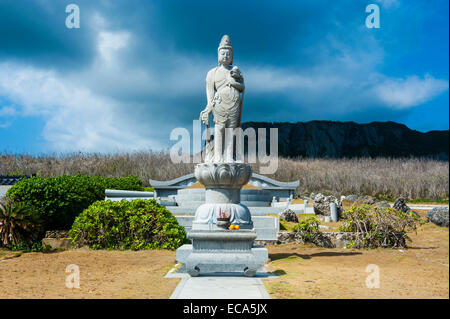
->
[[241, 121, 449, 159]]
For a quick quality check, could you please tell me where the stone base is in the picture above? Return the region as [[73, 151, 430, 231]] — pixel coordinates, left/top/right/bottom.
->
[[176, 230, 268, 277]]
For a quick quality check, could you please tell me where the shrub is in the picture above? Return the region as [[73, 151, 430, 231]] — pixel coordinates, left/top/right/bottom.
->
[[69, 199, 187, 250], [5, 240, 51, 252], [6, 175, 143, 230], [0, 199, 43, 246], [337, 205, 424, 248], [292, 217, 332, 247], [293, 216, 321, 241]]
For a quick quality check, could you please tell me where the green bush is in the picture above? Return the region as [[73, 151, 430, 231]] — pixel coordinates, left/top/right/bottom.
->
[[6, 175, 143, 230], [337, 205, 425, 248], [293, 216, 321, 241], [292, 216, 333, 247], [69, 199, 187, 250]]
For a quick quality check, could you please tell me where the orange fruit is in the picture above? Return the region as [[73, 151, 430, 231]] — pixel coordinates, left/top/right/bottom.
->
[[235, 225, 240, 230], [229, 224, 235, 230]]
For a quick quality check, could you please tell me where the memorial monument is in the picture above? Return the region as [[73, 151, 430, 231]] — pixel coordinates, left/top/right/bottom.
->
[[176, 35, 268, 277]]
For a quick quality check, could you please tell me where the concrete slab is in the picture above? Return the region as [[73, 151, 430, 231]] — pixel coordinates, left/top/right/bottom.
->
[[169, 275, 271, 299], [0, 185, 12, 198]]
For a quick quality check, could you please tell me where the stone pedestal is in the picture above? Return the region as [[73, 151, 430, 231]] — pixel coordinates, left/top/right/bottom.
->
[[176, 162, 268, 276], [180, 230, 267, 277], [192, 162, 254, 230]]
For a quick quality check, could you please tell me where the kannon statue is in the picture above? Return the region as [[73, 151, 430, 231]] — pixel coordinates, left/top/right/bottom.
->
[[200, 35, 245, 163]]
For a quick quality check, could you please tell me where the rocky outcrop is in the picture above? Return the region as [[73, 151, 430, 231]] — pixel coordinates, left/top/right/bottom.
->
[[311, 193, 343, 218], [343, 195, 377, 205], [242, 121, 449, 159], [426, 207, 449, 227], [393, 197, 419, 217], [375, 201, 391, 208], [280, 209, 298, 223]]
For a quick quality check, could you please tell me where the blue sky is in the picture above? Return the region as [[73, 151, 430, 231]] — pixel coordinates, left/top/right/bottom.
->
[[0, 0, 448, 154]]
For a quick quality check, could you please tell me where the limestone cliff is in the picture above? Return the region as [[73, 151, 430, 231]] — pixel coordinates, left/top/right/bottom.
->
[[241, 121, 449, 159]]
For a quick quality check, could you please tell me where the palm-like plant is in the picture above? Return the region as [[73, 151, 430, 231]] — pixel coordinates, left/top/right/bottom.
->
[[0, 200, 42, 246]]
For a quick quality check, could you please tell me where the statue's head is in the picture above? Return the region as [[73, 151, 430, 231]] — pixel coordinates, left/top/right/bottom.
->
[[218, 35, 233, 66]]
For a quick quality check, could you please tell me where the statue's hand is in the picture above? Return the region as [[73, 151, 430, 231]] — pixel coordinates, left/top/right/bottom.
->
[[200, 106, 212, 125]]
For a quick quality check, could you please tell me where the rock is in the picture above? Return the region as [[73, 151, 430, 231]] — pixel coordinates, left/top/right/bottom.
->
[[45, 230, 70, 239], [42, 238, 73, 249], [343, 194, 359, 202], [276, 231, 362, 248], [313, 193, 343, 218], [280, 209, 298, 223], [360, 195, 377, 205], [276, 232, 297, 244], [343, 194, 377, 205], [376, 201, 391, 208], [393, 197, 410, 212], [426, 207, 449, 227], [393, 197, 419, 217]]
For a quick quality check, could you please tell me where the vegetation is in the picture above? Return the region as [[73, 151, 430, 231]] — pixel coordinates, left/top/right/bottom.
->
[[69, 199, 187, 250], [337, 205, 425, 248], [6, 175, 143, 230], [1, 152, 447, 200], [0, 199, 43, 247], [290, 216, 333, 247], [292, 216, 321, 241]]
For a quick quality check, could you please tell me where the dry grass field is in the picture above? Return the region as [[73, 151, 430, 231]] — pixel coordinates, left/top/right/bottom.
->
[[1, 152, 448, 200]]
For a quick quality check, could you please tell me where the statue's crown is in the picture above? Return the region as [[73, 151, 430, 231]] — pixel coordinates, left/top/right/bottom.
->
[[218, 35, 232, 51]]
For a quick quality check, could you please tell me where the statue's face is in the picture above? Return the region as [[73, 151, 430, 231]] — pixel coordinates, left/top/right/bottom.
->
[[218, 48, 232, 66]]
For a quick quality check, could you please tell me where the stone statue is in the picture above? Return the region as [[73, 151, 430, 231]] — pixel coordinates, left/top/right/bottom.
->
[[200, 35, 245, 163], [179, 35, 267, 278], [192, 34, 253, 232]]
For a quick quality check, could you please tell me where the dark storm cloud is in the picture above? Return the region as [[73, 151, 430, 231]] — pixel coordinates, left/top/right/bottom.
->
[[0, 0, 98, 69]]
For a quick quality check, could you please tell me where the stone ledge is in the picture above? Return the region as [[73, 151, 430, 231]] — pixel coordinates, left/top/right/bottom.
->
[[42, 238, 73, 249]]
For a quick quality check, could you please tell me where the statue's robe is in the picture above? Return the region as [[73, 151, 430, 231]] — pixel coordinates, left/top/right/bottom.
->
[[206, 66, 242, 128]]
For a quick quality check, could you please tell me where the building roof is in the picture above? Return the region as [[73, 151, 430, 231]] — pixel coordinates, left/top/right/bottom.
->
[[0, 175, 34, 185]]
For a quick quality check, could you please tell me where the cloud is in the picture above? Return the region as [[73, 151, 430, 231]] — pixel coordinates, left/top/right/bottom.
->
[[373, 75, 449, 109], [0, 122, 11, 129], [0, 61, 163, 152], [0, 0, 448, 153], [97, 31, 131, 64], [0, 105, 17, 116]]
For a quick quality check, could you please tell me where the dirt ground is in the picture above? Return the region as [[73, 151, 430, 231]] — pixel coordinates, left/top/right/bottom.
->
[[0, 249, 179, 299], [262, 221, 449, 299], [0, 209, 448, 299]]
